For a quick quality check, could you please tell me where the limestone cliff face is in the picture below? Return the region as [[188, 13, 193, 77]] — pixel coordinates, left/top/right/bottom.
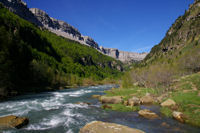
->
[[29, 8, 100, 50], [0, 0, 42, 26], [100, 47, 148, 63], [1, 0, 147, 62]]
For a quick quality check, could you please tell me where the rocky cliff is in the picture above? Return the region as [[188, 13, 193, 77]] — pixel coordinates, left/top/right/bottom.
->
[[100, 47, 148, 63], [29, 8, 100, 50], [1, 0, 147, 62], [145, 0, 200, 64], [0, 0, 42, 26]]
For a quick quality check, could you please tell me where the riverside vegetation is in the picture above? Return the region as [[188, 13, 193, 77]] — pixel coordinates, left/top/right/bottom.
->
[[0, 3, 123, 100], [0, 0, 200, 132], [100, 0, 200, 128]]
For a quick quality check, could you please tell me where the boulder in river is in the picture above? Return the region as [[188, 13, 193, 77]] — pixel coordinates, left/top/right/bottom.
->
[[100, 96, 122, 104], [172, 111, 185, 123], [128, 96, 140, 106], [91, 95, 101, 99], [138, 109, 159, 119], [140, 95, 154, 105], [0, 115, 29, 129], [161, 99, 176, 107], [79, 121, 145, 133]]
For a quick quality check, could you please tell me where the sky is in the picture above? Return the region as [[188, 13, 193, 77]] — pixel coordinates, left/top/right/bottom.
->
[[23, 0, 194, 53]]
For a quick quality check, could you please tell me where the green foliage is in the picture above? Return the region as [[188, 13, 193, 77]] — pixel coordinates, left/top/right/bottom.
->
[[105, 87, 158, 101], [104, 104, 140, 112], [0, 5, 122, 98], [160, 73, 200, 127], [160, 107, 173, 117]]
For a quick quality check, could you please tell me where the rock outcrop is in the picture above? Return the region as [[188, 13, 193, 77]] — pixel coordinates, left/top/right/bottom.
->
[[0, 0, 42, 26], [79, 121, 145, 133], [29, 8, 100, 50], [0, 115, 29, 129], [100, 47, 148, 63], [1, 0, 147, 63]]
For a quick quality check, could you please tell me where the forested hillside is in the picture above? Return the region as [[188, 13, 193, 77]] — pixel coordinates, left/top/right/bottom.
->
[[122, 0, 200, 88], [0, 4, 122, 99]]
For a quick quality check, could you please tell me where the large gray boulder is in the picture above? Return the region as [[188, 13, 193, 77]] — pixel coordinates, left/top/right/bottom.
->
[[79, 121, 145, 133]]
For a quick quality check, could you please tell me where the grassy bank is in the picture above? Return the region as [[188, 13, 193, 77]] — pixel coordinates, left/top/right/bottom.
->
[[102, 73, 200, 127], [160, 73, 200, 127]]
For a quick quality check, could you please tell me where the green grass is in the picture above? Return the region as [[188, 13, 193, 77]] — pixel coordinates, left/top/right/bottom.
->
[[160, 107, 173, 117], [102, 87, 158, 112], [160, 73, 200, 127], [103, 104, 140, 112], [105, 87, 158, 101]]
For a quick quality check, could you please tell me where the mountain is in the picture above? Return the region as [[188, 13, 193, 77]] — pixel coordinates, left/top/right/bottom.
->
[[0, 0, 147, 63], [0, 2, 123, 99], [121, 0, 200, 89], [144, 0, 200, 68], [100, 47, 148, 63]]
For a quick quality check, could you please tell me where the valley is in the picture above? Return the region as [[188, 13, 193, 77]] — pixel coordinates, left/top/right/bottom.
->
[[0, 0, 200, 133]]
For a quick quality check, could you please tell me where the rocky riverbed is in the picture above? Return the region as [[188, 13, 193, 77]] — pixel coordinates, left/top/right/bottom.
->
[[0, 85, 200, 133]]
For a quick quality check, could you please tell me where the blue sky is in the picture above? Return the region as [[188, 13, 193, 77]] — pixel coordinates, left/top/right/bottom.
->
[[24, 0, 194, 53]]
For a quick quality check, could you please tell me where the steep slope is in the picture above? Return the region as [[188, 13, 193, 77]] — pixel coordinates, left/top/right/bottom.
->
[[120, 0, 200, 89], [1, 0, 147, 62], [145, 0, 200, 69], [0, 4, 122, 99], [29, 8, 100, 50]]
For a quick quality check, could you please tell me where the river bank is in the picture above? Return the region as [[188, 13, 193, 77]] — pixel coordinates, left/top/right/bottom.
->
[[100, 73, 200, 128], [0, 85, 200, 133]]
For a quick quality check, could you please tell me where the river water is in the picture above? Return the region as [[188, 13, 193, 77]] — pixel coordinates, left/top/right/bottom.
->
[[0, 85, 200, 133]]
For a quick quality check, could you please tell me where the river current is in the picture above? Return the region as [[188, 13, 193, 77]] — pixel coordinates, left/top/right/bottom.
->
[[0, 85, 200, 133]]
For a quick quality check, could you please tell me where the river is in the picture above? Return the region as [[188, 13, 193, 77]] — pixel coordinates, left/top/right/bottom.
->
[[0, 85, 200, 133]]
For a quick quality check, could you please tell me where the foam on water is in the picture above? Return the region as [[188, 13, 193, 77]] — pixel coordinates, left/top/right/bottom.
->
[[2, 85, 197, 133]]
